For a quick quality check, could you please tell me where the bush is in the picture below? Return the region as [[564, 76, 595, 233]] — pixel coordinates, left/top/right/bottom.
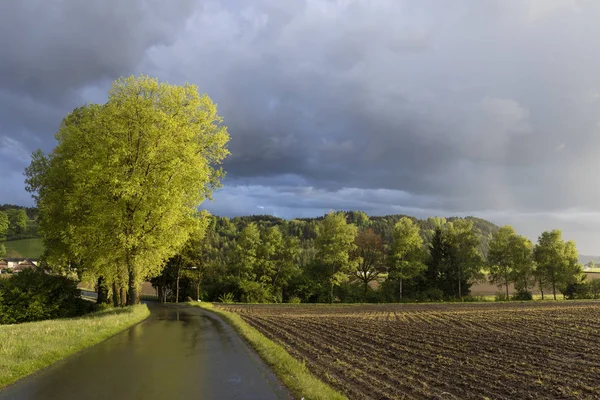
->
[[424, 288, 445, 302], [495, 292, 509, 302], [462, 295, 491, 302], [287, 296, 301, 304], [512, 291, 533, 301], [589, 280, 600, 299], [0, 269, 92, 324], [218, 292, 235, 303]]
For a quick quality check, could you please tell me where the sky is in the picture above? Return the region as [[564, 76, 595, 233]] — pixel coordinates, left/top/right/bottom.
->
[[1, 0, 600, 254]]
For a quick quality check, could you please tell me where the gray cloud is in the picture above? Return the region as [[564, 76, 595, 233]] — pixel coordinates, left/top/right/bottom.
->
[[1, 0, 600, 253]]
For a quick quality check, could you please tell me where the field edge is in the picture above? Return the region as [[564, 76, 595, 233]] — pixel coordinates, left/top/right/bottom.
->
[[190, 302, 347, 400], [0, 304, 150, 390]]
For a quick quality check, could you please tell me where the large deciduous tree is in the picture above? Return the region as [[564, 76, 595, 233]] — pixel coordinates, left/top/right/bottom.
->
[[443, 219, 483, 299], [389, 217, 425, 301], [352, 228, 386, 300], [487, 226, 534, 297], [315, 212, 357, 303], [533, 230, 582, 300], [25, 76, 229, 304]]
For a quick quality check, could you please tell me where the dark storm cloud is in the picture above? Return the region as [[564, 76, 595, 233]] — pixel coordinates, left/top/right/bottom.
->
[[2, 0, 600, 252]]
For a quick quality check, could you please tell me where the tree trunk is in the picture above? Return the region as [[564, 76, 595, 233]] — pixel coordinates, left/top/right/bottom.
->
[[196, 281, 200, 302], [505, 281, 509, 299], [399, 277, 403, 302], [330, 263, 335, 303], [175, 269, 180, 304], [128, 268, 139, 305], [363, 280, 369, 302], [553, 280, 557, 300], [330, 280, 334, 304], [112, 281, 120, 307], [97, 276, 110, 304], [120, 286, 128, 307]]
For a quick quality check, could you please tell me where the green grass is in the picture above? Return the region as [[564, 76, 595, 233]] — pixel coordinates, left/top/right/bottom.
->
[[0, 304, 149, 389], [191, 302, 346, 400], [2, 238, 44, 258]]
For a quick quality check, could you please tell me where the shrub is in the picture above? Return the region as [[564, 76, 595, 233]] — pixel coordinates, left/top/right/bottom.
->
[[424, 289, 445, 302], [462, 295, 490, 302], [589, 280, 600, 299], [0, 269, 92, 324], [512, 291, 533, 301], [218, 292, 235, 303], [287, 296, 301, 304], [495, 292, 509, 302]]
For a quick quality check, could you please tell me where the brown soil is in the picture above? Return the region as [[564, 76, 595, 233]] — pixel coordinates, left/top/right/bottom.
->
[[219, 302, 600, 400]]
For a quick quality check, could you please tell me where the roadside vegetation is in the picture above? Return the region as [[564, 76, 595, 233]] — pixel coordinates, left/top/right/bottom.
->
[[192, 302, 346, 400], [0, 269, 94, 324], [0, 304, 149, 389]]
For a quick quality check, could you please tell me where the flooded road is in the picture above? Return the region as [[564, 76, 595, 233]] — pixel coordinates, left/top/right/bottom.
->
[[0, 303, 291, 400]]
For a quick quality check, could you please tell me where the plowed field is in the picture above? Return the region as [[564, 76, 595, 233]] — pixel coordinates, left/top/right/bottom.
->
[[217, 302, 600, 400]]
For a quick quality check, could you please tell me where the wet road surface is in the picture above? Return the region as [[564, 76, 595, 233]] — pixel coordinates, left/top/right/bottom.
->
[[0, 303, 291, 400]]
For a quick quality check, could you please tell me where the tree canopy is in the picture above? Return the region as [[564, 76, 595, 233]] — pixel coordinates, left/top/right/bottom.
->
[[25, 75, 229, 304]]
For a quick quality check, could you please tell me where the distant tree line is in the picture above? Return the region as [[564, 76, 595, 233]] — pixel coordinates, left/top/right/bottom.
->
[[152, 211, 587, 303], [0, 206, 39, 257]]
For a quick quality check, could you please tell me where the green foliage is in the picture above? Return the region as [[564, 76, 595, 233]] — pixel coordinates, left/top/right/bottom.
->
[[389, 217, 426, 301], [143, 211, 586, 305], [512, 291, 533, 301], [487, 226, 534, 296], [533, 230, 583, 300], [352, 228, 386, 300], [6, 209, 27, 237], [25, 76, 230, 304], [494, 292, 509, 302], [218, 292, 235, 303], [0, 211, 8, 240], [315, 212, 358, 302], [0, 269, 92, 324], [443, 220, 484, 298]]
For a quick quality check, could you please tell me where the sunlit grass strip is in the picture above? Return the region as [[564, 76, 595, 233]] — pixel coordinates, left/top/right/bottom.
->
[[192, 302, 347, 400], [0, 304, 150, 389]]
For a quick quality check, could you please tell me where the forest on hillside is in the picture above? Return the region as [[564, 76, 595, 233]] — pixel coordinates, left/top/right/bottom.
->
[[151, 212, 502, 303]]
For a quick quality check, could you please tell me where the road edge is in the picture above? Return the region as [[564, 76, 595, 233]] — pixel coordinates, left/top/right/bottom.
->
[[189, 302, 347, 400]]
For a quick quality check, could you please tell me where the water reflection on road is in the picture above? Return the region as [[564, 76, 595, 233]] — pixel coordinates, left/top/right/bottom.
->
[[0, 304, 290, 400]]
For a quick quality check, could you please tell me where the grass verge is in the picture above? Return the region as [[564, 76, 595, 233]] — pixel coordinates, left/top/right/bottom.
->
[[190, 302, 347, 400], [0, 304, 150, 389]]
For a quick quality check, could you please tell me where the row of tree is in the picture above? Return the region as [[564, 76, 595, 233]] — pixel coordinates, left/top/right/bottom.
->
[[25, 76, 230, 305], [151, 211, 584, 303]]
